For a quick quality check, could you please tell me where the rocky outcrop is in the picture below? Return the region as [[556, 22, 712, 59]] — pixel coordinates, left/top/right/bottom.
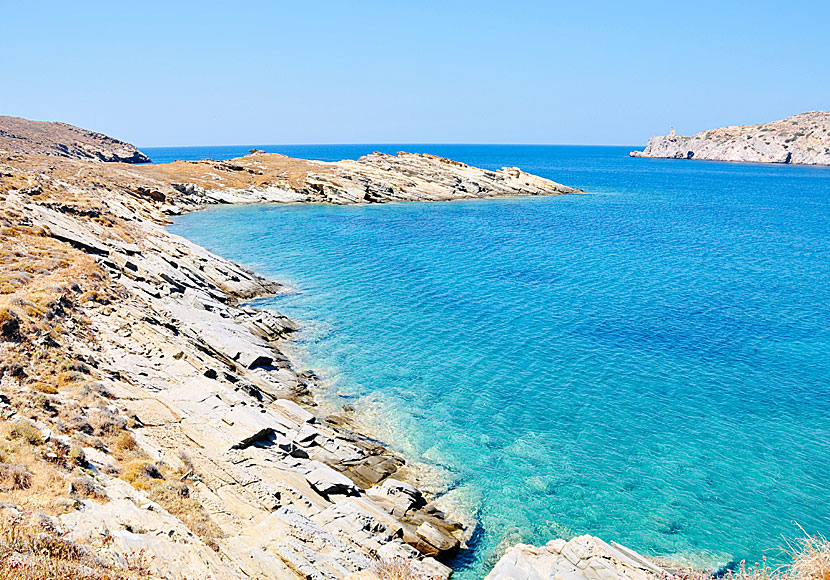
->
[[144, 150, 582, 209], [630, 111, 830, 165], [0, 115, 150, 163], [485, 536, 666, 580]]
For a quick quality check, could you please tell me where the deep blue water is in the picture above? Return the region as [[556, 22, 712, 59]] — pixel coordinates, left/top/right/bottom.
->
[[167, 145, 830, 578]]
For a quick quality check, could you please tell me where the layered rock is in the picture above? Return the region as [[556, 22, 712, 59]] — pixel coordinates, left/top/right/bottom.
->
[[143, 149, 582, 209], [630, 111, 830, 165], [0, 187, 460, 579], [0, 115, 150, 163], [485, 536, 667, 580]]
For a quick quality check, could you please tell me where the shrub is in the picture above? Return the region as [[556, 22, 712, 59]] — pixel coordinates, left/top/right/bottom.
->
[[0, 463, 33, 490], [122, 461, 164, 490], [88, 407, 126, 436], [371, 557, 441, 580], [786, 529, 830, 580], [0, 307, 20, 340], [70, 475, 106, 500], [32, 382, 59, 395], [67, 445, 86, 466], [177, 449, 193, 473], [4, 421, 43, 446], [114, 431, 138, 452], [0, 510, 151, 579], [57, 371, 86, 388]]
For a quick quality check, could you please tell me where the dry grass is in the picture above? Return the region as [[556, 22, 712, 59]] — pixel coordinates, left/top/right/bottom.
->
[[0, 509, 152, 580], [0, 463, 32, 491], [784, 530, 830, 580], [120, 459, 222, 549], [371, 557, 443, 580], [3, 420, 43, 446], [672, 531, 830, 580], [114, 431, 138, 451]]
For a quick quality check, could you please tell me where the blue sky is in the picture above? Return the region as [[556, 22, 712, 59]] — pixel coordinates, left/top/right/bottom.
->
[[2, 1, 828, 146]]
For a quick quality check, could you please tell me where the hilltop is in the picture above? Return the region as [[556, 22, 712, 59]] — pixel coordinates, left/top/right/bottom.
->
[[630, 111, 830, 165], [0, 115, 150, 163]]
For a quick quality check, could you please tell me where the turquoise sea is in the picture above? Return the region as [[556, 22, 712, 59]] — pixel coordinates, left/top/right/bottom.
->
[[158, 144, 830, 578]]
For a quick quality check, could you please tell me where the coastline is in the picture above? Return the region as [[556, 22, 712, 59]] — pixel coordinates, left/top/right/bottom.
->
[[4, 149, 652, 580]]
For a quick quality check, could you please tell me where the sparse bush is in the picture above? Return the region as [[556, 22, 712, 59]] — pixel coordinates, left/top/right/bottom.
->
[[0, 463, 33, 491], [4, 421, 43, 446], [88, 407, 126, 436], [67, 445, 86, 466], [70, 475, 106, 500], [62, 411, 92, 434], [57, 370, 86, 387], [177, 449, 193, 473], [371, 557, 442, 580], [786, 529, 830, 580], [32, 382, 59, 395], [114, 431, 138, 452], [0, 510, 151, 579], [122, 461, 163, 490]]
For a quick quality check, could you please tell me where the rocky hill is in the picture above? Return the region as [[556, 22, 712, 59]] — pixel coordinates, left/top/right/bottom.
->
[[630, 111, 830, 165], [0, 115, 150, 163]]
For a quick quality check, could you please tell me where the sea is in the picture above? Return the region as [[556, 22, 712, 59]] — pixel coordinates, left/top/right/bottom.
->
[[152, 144, 830, 579]]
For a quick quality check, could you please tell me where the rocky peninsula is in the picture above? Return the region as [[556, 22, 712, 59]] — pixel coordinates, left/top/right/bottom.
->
[[630, 111, 830, 165], [0, 119, 667, 580]]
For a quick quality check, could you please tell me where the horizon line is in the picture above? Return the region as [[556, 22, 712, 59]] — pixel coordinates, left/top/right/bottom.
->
[[140, 142, 645, 149]]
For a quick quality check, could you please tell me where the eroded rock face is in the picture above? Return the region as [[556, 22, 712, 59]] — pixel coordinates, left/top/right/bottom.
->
[[0, 115, 150, 163], [630, 111, 830, 165], [485, 536, 666, 580]]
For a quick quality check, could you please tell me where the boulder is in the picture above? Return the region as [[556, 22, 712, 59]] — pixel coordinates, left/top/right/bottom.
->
[[304, 461, 360, 498], [367, 478, 426, 517], [485, 535, 665, 580]]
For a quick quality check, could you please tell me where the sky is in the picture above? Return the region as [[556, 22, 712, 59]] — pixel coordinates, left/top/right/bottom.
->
[[2, 1, 828, 147]]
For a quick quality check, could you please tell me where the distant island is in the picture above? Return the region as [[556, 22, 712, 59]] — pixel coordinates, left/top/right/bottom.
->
[[630, 111, 830, 165]]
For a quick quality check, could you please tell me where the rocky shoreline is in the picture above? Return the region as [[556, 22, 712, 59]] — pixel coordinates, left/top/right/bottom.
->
[[0, 122, 669, 580], [630, 111, 830, 165]]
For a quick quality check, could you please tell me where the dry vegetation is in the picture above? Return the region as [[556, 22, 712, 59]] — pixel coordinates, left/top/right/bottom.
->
[[371, 557, 444, 580], [0, 509, 152, 579], [671, 533, 830, 580], [0, 157, 223, 574]]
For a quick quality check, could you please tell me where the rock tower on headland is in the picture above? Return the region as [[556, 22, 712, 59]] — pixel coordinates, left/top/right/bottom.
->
[[630, 111, 830, 165]]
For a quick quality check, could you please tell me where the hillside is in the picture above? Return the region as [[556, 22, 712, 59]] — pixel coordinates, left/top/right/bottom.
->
[[0, 115, 150, 163]]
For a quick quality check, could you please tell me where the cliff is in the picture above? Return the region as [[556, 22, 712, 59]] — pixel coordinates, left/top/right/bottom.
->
[[0, 122, 585, 580], [630, 111, 830, 165], [0, 115, 151, 163]]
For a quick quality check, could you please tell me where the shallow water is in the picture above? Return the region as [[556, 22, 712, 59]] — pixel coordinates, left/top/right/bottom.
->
[[167, 145, 830, 578]]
